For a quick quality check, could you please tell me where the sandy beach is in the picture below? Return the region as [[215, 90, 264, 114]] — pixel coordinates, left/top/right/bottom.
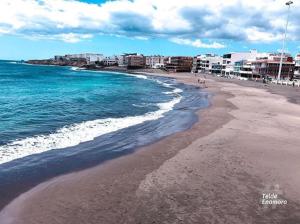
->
[[1, 73, 300, 224]]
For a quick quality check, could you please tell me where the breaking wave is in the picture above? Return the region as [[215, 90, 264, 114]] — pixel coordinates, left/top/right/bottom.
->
[[0, 80, 182, 165]]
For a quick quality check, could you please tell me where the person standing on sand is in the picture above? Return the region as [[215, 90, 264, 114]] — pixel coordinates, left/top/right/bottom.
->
[[202, 75, 207, 88]]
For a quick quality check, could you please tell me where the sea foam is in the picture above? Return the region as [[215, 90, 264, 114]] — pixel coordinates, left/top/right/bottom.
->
[[0, 80, 182, 165], [69, 68, 148, 80]]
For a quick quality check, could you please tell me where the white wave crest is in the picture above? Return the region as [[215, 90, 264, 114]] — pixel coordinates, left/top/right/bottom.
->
[[0, 93, 181, 165], [164, 88, 183, 95], [69, 69, 148, 80], [70, 66, 79, 71], [127, 74, 148, 79], [132, 103, 155, 108]]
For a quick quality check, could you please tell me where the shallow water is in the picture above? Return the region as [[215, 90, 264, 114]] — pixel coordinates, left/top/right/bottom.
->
[[0, 61, 181, 164], [0, 61, 210, 210]]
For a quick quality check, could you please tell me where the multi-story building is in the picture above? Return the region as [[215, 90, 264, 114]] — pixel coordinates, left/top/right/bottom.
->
[[233, 60, 257, 79], [164, 57, 171, 65], [87, 54, 104, 64], [165, 56, 193, 72], [191, 56, 199, 73], [103, 56, 118, 66], [221, 50, 260, 76], [116, 55, 126, 67], [211, 64, 222, 74], [52, 54, 87, 66], [294, 54, 300, 79], [145, 55, 165, 68], [116, 53, 140, 67], [192, 54, 223, 73], [117, 53, 132, 67], [126, 54, 146, 68], [54, 55, 65, 61], [252, 53, 295, 80], [64, 53, 104, 64]]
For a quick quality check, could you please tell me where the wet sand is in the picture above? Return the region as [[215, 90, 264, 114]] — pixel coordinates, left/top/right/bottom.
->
[[1, 74, 300, 223]]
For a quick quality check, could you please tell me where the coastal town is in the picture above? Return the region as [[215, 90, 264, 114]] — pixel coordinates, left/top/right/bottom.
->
[[27, 50, 300, 86], [2, 0, 300, 223]]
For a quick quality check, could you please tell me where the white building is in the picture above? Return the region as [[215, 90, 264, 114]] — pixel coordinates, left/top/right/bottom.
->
[[116, 55, 126, 66], [116, 54, 130, 67], [87, 54, 104, 64], [65, 53, 104, 64], [221, 50, 261, 76], [103, 56, 118, 66], [233, 60, 255, 79], [145, 55, 165, 68], [231, 52, 273, 78], [192, 54, 223, 73]]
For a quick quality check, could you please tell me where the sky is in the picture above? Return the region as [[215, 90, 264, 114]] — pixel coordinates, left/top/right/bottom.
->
[[0, 0, 300, 60]]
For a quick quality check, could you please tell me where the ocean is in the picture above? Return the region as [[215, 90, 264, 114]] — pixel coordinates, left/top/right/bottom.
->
[[0, 60, 210, 208]]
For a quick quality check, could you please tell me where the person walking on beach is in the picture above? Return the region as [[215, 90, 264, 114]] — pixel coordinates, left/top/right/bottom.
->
[[197, 78, 207, 88]]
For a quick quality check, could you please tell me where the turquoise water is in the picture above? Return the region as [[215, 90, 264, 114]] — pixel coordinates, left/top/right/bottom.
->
[[0, 61, 181, 164], [0, 60, 210, 207]]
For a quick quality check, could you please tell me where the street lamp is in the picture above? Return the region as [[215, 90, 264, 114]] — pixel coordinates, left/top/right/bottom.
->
[[277, 0, 293, 81]]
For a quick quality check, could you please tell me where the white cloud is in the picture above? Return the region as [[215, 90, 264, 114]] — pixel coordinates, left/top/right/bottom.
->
[[170, 38, 226, 49], [245, 27, 282, 42], [0, 0, 299, 44], [29, 33, 93, 43], [52, 33, 93, 43], [134, 36, 149, 40]]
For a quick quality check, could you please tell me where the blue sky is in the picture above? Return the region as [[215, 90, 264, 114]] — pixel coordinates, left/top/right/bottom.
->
[[0, 0, 299, 60]]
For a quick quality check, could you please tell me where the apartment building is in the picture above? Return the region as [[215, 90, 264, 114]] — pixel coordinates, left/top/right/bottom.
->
[[165, 56, 193, 72], [233, 60, 257, 78], [221, 50, 260, 76], [211, 64, 223, 74], [252, 53, 295, 80], [192, 54, 223, 73], [126, 54, 146, 68], [145, 55, 165, 68], [102, 56, 118, 66], [116, 53, 134, 67], [63, 53, 104, 64]]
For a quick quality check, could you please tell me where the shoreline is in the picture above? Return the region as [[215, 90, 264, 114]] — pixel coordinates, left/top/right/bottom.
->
[[0, 73, 228, 224], [1, 73, 300, 223], [0, 70, 209, 211]]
